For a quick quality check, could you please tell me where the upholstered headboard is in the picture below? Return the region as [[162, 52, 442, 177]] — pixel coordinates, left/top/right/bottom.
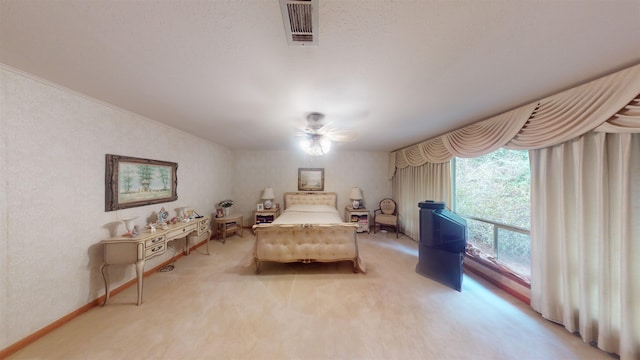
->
[[284, 192, 337, 209]]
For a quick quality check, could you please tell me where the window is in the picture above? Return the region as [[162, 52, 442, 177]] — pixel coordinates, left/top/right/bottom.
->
[[453, 148, 531, 281]]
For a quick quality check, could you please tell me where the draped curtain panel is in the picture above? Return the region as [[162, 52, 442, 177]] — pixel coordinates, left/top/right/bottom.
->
[[392, 162, 450, 240], [529, 133, 640, 359], [390, 62, 640, 359], [392, 63, 640, 171]]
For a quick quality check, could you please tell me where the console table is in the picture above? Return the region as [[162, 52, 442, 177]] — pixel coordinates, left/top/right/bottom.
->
[[100, 216, 210, 306]]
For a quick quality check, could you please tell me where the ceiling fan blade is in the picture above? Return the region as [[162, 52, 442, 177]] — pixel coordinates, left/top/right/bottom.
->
[[327, 129, 358, 142]]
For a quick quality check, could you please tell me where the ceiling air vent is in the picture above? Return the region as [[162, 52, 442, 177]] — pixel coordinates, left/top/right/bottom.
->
[[279, 0, 318, 46]]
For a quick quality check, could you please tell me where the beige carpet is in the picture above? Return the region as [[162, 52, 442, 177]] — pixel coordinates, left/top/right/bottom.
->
[[9, 232, 612, 359]]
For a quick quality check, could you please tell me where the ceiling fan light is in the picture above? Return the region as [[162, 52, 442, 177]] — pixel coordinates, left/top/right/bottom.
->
[[319, 136, 331, 151], [300, 135, 331, 156]]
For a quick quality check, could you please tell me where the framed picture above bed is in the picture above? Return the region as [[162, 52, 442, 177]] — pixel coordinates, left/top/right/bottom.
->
[[298, 168, 324, 191]]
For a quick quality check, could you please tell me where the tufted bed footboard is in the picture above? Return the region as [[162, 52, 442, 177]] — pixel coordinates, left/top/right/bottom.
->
[[252, 223, 366, 274]]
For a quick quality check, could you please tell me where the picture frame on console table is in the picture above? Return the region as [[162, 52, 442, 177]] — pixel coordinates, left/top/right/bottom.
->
[[298, 168, 324, 191], [105, 154, 178, 211]]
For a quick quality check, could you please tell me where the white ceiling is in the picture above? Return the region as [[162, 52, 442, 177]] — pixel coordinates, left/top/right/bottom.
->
[[2, 1, 640, 152]]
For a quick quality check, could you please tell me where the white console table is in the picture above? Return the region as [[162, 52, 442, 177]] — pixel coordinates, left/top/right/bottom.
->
[[100, 216, 211, 306]]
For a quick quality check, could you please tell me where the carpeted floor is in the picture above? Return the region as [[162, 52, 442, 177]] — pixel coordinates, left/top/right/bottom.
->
[[8, 231, 612, 359]]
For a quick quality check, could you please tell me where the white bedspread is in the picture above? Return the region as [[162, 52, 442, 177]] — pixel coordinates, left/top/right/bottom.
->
[[272, 204, 343, 225]]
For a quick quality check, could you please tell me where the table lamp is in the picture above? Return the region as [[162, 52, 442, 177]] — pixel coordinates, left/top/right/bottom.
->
[[349, 187, 363, 209], [261, 187, 275, 210]]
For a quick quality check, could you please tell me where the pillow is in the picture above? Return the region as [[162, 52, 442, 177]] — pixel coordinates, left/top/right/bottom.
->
[[285, 204, 337, 213]]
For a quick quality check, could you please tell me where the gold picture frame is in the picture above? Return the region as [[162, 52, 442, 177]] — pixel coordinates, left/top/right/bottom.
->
[[298, 168, 324, 191], [105, 154, 178, 211]]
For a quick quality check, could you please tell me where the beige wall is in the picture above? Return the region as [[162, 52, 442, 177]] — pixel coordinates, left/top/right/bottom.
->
[[0, 67, 232, 349], [231, 150, 392, 225], [0, 67, 394, 351]]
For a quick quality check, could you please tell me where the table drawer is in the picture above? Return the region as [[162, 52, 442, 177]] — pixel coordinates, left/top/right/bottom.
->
[[145, 235, 166, 249], [198, 219, 210, 234], [145, 243, 166, 258], [166, 223, 196, 239]]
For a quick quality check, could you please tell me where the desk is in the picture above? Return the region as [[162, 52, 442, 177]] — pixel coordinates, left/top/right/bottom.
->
[[213, 214, 243, 243], [100, 216, 210, 306]]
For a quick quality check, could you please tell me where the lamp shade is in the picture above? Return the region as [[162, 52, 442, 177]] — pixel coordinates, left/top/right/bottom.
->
[[261, 187, 275, 200], [349, 187, 363, 200]]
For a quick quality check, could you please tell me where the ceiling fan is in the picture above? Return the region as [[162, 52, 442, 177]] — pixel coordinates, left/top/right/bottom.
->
[[297, 112, 358, 156]]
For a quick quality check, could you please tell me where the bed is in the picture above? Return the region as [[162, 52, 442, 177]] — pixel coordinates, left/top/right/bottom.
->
[[251, 192, 366, 274]]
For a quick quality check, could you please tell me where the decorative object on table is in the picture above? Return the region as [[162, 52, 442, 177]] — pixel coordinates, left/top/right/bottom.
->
[[349, 186, 363, 209], [105, 154, 178, 211], [170, 217, 178, 224], [215, 208, 224, 218], [218, 199, 234, 217], [176, 206, 189, 220], [261, 187, 275, 209], [157, 207, 169, 224], [132, 225, 140, 236], [149, 223, 157, 233], [298, 168, 324, 191], [121, 217, 138, 237], [257, 203, 264, 211]]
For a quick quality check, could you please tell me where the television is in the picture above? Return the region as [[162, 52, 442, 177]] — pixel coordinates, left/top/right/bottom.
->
[[416, 201, 467, 291], [419, 202, 467, 252]]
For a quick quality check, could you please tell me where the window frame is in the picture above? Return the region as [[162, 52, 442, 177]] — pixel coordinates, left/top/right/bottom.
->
[[451, 153, 532, 284]]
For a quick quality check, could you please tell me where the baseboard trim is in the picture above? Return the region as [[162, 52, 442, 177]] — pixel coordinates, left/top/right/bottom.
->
[[0, 239, 209, 359], [464, 258, 531, 305]]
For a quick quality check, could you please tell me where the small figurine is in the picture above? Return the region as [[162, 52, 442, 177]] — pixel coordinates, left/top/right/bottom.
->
[[149, 223, 156, 233], [157, 207, 169, 224]]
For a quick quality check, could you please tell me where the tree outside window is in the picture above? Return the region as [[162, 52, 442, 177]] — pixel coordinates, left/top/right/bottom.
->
[[454, 148, 531, 280]]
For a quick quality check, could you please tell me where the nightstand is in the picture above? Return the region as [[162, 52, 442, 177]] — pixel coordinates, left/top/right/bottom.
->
[[255, 208, 281, 225], [345, 207, 370, 233], [213, 214, 243, 243]]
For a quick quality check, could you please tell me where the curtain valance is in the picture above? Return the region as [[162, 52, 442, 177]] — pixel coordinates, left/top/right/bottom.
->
[[393, 63, 640, 169]]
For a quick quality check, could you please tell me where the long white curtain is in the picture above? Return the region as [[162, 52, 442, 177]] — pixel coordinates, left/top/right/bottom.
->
[[530, 132, 640, 359], [392, 162, 450, 240], [389, 62, 640, 358]]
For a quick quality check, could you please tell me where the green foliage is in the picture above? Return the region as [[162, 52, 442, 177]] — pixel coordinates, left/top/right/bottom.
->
[[455, 149, 531, 278], [455, 148, 530, 228]]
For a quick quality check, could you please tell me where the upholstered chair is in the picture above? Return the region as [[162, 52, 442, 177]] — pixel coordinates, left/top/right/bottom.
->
[[373, 198, 399, 238]]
